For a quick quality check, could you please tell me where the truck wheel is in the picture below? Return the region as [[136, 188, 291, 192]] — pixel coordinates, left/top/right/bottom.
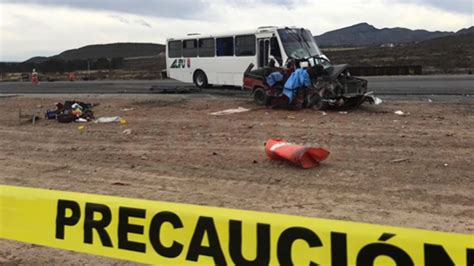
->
[[193, 70, 208, 88], [354, 96, 365, 107], [254, 87, 269, 106], [311, 94, 329, 111]]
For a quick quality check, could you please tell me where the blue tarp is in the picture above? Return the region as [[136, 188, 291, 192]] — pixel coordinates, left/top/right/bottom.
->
[[266, 71, 284, 87], [283, 68, 311, 103]]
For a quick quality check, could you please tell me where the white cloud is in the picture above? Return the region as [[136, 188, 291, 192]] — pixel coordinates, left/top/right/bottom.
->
[[399, 0, 473, 15], [1, 0, 211, 19], [0, 1, 472, 61]]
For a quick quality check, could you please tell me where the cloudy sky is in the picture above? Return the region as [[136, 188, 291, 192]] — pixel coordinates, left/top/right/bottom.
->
[[0, 0, 472, 61]]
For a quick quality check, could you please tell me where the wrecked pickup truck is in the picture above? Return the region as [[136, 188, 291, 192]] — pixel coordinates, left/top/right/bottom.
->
[[243, 56, 381, 110]]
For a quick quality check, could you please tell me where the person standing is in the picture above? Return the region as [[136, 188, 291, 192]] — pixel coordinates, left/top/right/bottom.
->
[[31, 69, 39, 85]]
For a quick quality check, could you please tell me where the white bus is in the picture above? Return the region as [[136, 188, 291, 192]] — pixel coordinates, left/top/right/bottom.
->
[[166, 26, 324, 88]]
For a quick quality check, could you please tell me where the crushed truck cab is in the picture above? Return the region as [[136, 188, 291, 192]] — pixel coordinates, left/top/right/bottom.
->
[[243, 56, 381, 110]]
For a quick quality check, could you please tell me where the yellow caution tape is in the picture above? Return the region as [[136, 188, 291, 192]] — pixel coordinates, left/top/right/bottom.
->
[[0, 185, 472, 265]]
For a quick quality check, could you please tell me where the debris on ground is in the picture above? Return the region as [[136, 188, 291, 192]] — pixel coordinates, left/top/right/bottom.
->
[[121, 108, 135, 112], [111, 182, 130, 186], [95, 116, 126, 124], [122, 129, 132, 135], [394, 110, 406, 116], [209, 107, 250, 116], [390, 158, 410, 163], [46, 101, 95, 123], [45, 110, 59, 120], [365, 93, 383, 105], [265, 138, 330, 168], [374, 97, 383, 105]]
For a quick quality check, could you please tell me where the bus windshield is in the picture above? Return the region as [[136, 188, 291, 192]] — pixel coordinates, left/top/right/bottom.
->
[[278, 28, 322, 60]]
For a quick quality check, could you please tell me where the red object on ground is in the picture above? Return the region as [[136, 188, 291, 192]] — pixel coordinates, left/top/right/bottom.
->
[[265, 138, 330, 168]]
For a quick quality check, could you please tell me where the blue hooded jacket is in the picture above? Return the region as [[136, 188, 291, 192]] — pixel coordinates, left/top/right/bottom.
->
[[283, 68, 311, 103], [266, 71, 284, 87]]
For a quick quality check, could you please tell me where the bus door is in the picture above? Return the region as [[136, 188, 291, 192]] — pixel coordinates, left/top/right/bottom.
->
[[270, 37, 283, 67], [257, 38, 270, 67]]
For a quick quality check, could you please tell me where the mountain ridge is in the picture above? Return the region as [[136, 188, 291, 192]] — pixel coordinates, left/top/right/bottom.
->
[[314, 22, 471, 47], [25, 42, 165, 63]]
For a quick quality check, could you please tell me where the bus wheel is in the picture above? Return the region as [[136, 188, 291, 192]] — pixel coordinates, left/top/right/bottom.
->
[[254, 87, 269, 106], [193, 70, 208, 88]]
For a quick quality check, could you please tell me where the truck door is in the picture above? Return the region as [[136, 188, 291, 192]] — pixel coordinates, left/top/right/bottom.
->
[[258, 39, 270, 67]]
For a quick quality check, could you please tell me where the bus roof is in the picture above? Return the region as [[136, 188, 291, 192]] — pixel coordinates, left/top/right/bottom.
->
[[166, 26, 307, 41]]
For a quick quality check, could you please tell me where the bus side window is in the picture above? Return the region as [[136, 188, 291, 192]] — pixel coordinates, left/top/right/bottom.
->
[[168, 41, 182, 58], [199, 38, 215, 57], [216, 37, 234, 56], [270, 37, 283, 66], [235, 35, 256, 56], [183, 39, 198, 57]]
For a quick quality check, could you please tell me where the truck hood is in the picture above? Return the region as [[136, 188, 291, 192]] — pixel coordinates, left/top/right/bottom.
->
[[325, 64, 349, 79]]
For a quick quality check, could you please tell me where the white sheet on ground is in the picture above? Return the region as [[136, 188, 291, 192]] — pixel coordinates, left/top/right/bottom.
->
[[209, 107, 250, 116]]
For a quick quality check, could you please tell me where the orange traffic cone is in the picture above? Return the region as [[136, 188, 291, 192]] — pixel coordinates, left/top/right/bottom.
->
[[265, 138, 329, 168]]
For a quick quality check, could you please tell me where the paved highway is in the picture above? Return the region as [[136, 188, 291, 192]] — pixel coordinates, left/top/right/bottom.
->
[[365, 75, 473, 95], [0, 75, 472, 95]]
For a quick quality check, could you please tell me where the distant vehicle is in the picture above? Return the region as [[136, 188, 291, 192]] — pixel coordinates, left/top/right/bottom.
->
[[166, 26, 328, 88]]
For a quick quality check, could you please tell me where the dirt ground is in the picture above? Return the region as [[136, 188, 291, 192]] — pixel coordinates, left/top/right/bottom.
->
[[0, 94, 473, 264]]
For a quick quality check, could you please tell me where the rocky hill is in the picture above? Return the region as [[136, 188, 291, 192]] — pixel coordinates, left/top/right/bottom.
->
[[314, 23, 457, 47], [322, 32, 474, 74], [25, 43, 165, 63], [456, 26, 474, 35]]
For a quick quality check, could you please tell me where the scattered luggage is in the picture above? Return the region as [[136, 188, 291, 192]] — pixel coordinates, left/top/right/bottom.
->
[[45, 100, 95, 123]]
